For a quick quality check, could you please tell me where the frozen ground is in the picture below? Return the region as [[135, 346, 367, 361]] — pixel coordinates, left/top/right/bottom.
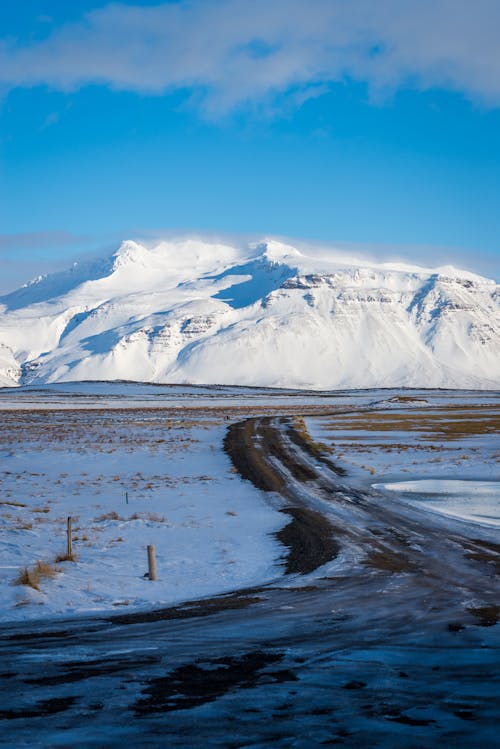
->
[[0, 381, 408, 410], [1, 385, 497, 624], [0, 406, 286, 622], [0, 385, 499, 747], [305, 392, 499, 487]]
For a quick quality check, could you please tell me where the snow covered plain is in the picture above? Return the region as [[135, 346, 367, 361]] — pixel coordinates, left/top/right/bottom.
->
[[0, 236, 498, 389], [306, 390, 500, 530], [1, 384, 498, 624], [306, 391, 499, 486], [0, 385, 499, 747], [0, 382, 379, 623], [0, 387, 292, 622]]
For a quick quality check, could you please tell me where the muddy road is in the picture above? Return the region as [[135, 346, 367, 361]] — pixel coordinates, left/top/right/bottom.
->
[[1, 411, 499, 748]]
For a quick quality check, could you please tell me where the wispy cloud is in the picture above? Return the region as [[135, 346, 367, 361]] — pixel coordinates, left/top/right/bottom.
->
[[0, 1, 499, 116], [0, 231, 95, 294], [0, 227, 497, 296]]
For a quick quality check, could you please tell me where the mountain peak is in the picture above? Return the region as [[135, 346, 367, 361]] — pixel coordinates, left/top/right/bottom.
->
[[0, 235, 498, 389], [112, 240, 149, 269]]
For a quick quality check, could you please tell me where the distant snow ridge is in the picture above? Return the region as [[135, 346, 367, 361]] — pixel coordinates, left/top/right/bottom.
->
[[0, 238, 498, 389]]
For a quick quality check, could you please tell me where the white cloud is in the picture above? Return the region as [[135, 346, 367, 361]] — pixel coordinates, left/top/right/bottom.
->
[[0, 0, 499, 115]]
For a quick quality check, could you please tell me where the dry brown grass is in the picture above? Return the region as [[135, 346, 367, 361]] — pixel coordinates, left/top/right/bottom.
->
[[96, 511, 123, 522], [36, 560, 57, 578], [146, 512, 167, 522], [14, 560, 58, 590], [15, 567, 39, 590], [293, 416, 335, 456], [0, 405, 346, 459], [17, 521, 33, 530], [55, 552, 75, 563], [129, 512, 167, 522], [322, 406, 500, 440]]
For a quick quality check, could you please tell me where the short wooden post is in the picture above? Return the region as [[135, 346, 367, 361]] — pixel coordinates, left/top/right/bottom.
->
[[67, 516, 73, 559], [147, 545, 157, 581]]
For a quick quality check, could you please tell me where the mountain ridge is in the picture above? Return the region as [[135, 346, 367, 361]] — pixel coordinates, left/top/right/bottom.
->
[[0, 237, 498, 389]]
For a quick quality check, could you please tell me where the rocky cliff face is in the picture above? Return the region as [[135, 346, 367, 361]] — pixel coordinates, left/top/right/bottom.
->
[[0, 238, 498, 389]]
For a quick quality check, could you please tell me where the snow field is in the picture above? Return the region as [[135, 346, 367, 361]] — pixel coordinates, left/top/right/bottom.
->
[[305, 394, 500, 488], [0, 409, 286, 622]]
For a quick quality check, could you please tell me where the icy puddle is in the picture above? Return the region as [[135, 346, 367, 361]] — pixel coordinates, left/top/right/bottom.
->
[[373, 479, 500, 528]]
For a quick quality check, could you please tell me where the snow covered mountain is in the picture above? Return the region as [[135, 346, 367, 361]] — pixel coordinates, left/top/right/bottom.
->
[[0, 237, 498, 389]]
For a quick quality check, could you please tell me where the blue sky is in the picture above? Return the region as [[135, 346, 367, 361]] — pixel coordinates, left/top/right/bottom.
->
[[1, 0, 499, 292]]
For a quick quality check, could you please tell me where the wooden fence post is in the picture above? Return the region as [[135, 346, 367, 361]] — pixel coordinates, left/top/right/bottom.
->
[[147, 545, 157, 581], [67, 516, 73, 559]]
